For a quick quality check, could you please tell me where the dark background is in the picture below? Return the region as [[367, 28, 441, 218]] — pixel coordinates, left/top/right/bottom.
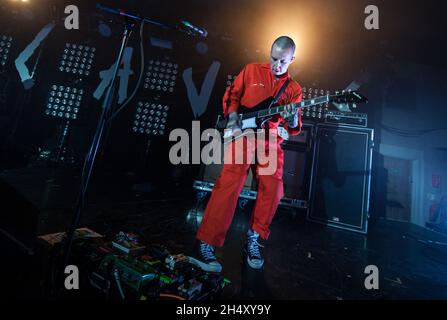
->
[[0, 0, 446, 224]]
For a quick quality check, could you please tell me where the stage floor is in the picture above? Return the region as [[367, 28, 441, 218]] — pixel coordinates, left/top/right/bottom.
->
[[1, 165, 447, 300]]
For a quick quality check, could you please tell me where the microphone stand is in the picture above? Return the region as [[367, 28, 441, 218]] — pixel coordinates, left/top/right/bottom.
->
[[60, 3, 206, 290], [61, 19, 134, 271]]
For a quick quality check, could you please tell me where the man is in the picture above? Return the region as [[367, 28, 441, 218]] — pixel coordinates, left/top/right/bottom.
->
[[189, 36, 303, 272]]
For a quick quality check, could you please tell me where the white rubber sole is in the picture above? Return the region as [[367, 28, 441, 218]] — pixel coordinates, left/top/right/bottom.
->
[[187, 256, 223, 273], [247, 256, 264, 269]]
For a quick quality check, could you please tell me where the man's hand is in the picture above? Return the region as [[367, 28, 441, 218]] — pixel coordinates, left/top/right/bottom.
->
[[281, 105, 298, 128], [223, 112, 242, 139], [226, 112, 241, 130]]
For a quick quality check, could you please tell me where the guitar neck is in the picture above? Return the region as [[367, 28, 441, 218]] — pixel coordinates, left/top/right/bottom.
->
[[242, 95, 330, 119]]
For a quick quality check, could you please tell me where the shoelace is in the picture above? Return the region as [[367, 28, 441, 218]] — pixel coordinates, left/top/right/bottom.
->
[[247, 234, 264, 258], [200, 242, 216, 261]]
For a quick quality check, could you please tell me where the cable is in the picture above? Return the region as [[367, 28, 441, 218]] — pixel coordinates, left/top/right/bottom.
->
[[109, 20, 146, 122], [77, 25, 137, 209], [61, 24, 136, 279], [159, 293, 186, 300]]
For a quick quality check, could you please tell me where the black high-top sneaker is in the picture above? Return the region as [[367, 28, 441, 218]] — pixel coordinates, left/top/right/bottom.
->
[[245, 229, 264, 269], [188, 240, 222, 273]]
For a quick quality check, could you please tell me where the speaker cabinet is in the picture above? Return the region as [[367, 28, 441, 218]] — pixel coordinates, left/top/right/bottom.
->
[[281, 122, 314, 204], [308, 124, 374, 233]]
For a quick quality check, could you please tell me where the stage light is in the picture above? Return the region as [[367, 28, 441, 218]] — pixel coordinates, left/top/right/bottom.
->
[[143, 59, 178, 93], [58, 43, 96, 77], [0, 35, 13, 68], [302, 87, 330, 120], [44, 84, 84, 120], [132, 100, 170, 136]]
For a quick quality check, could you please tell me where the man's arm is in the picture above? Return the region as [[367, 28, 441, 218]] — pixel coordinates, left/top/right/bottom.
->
[[222, 65, 247, 117], [282, 86, 303, 136]]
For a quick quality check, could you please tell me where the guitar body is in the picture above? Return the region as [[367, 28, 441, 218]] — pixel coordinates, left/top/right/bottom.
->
[[216, 97, 275, 140]]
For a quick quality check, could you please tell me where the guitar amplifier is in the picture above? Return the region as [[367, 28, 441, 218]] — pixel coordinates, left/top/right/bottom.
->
[[280, 122, 314, 150], [324, 110, 368, 127], [280, 122, 314, 206]]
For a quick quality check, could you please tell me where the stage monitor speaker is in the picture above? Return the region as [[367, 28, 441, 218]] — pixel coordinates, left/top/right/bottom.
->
[[308, 124, 374, 233], [0, 178, 39, 255]]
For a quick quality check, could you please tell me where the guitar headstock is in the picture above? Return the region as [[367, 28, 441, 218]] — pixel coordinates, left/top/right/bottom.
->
[[330, 90, 368, 104]]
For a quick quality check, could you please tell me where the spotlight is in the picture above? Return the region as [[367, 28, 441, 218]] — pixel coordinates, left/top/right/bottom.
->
[[44, 84, 84, 120], [0, 35, 13, 68], [58, 43, 96, 77], [132, 100, 170, 136], [301, 87, 330, 120], [143, 59, 178, 93], [8, 0, 30, 3]]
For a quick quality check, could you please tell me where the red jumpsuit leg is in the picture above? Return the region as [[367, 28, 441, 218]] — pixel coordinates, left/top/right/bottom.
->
[[196, 136, 256, 247], [249, 137, 284, 240]]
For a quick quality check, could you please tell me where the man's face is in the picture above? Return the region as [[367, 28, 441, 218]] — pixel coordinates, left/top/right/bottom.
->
[[269, 44, 295, 77]]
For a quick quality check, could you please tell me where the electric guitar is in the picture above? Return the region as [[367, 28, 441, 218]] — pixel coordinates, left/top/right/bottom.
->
[[215, 90, 368, 143]]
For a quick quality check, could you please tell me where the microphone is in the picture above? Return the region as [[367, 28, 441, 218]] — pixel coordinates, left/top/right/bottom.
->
[[178, 20, 208, 37]]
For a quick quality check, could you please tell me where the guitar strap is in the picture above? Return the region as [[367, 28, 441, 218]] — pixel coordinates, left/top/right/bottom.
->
[[268, 78, 290, 109]]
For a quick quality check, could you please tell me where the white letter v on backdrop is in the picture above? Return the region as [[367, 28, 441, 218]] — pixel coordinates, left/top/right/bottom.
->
[[183, 61, 221, 118]]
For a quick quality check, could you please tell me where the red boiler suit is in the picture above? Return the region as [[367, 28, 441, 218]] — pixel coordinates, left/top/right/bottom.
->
[[196, 63, 303, 247]]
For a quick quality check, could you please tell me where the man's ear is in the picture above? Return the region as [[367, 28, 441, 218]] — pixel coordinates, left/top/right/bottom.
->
[[290, 55, 296, 64]]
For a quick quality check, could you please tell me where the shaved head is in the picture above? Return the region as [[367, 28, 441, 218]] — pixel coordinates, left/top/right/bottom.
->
[[272, 36, 296, 53], [269, 36, 296, 77]]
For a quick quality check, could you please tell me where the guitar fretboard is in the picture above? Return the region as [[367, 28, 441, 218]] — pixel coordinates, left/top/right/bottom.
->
[[255, 95, 330, 118]]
